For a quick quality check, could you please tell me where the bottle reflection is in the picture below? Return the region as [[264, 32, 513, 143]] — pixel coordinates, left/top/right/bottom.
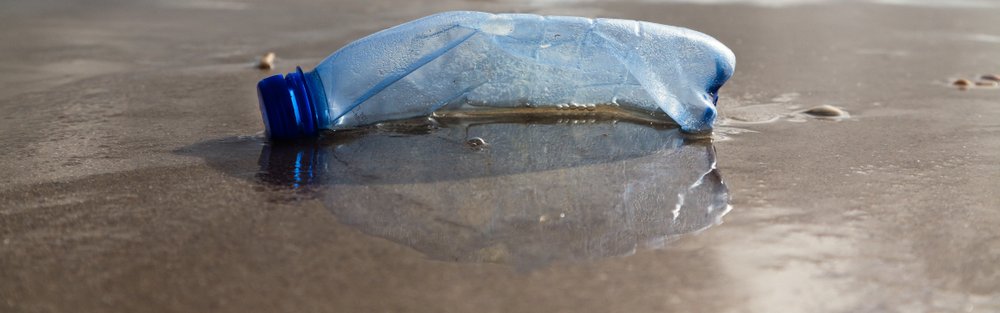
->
[[257, 116, 730, 269], [257, 142, 326, 189]]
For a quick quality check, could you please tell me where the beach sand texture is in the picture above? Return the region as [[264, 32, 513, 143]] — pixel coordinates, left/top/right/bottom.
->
[[1, 0, 999, 312]]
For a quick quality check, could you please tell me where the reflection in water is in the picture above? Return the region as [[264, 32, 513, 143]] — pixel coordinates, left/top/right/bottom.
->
[[257, 115, 730, 269]]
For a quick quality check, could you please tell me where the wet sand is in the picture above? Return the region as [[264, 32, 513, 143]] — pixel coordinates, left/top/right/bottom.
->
[[2, 0, 999, 312]]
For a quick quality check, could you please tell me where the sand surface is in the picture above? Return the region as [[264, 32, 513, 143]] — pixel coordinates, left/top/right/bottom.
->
[[2, 0, 999, 312]]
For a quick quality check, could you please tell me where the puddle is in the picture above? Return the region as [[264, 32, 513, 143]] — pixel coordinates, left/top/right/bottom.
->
[[183, 114, 731, 270]]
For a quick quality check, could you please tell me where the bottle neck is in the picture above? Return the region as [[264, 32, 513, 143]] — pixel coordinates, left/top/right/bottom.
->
[[282, 69, 319, 137], [258, 67, 332, 140], [299, 67, 331, 130]]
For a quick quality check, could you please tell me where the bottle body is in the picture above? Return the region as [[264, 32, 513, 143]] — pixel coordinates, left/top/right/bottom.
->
[[258, 11, 735, 139]]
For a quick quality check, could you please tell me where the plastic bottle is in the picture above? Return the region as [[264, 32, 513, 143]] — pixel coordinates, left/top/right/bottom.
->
[[257, 11, 735, 139]]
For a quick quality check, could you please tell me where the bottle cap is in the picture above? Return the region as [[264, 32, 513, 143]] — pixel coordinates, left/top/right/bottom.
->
[[257, 69, 318, 140]]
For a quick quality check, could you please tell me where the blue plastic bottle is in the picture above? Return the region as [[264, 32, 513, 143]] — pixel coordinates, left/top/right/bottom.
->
[[257, 11, 735, 139]]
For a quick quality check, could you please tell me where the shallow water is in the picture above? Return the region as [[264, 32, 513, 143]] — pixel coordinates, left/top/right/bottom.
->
[[236, 116, 729, 269], [2, 0, 999, 312]]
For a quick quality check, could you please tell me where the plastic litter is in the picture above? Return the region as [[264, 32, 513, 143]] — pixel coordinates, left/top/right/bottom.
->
[[257, 11, 735, 139]]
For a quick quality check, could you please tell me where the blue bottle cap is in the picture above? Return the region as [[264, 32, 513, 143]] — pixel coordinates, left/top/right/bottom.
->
[[257, 69, 319, 140]]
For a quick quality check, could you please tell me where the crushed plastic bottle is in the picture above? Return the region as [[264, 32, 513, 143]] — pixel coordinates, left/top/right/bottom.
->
[[257, 11, 735, 139]]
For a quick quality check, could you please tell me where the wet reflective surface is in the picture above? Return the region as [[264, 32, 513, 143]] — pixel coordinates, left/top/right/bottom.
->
[[249, 116, 728, 269], [2, 0, 1000, 312]]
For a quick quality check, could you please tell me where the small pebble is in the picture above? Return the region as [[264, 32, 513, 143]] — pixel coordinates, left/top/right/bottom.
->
[[257, 52, 276, 70], [975, 80, 998, 87], [981, 74, 1000, 82], [952, 79, 972, 87], [802, 105, 846, 117], [466, 137, 487, 148]]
